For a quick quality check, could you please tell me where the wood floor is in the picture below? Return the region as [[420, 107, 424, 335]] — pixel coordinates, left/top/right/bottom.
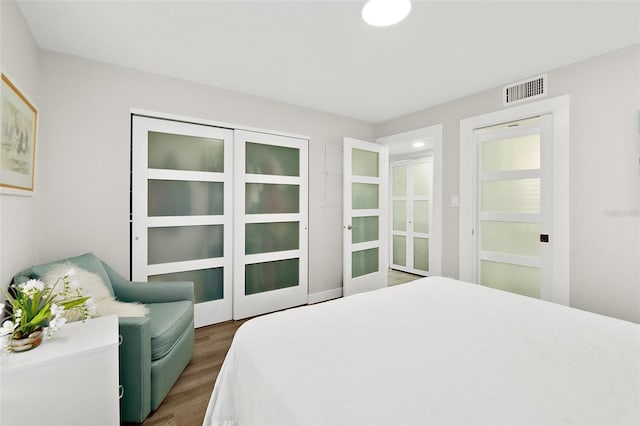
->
[[131, 319, 246, 426]]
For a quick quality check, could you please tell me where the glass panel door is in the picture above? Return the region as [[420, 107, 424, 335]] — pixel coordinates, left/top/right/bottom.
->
[[132, 116, 233, 327], [390, 156, 433, 276], [233, 130, 308, 319], [343, 138, 388, 296], [475, 116, 551, 298]]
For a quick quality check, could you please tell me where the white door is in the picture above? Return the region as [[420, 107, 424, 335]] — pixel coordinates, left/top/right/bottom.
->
[[390, 156, 433, 276], [233, 130, 308, 319], [132, 116, 233, 327], [343, 138, 389, 296], [474, 115, 552, 299]]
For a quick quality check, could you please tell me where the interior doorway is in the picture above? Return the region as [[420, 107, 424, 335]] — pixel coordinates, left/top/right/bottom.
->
[[378, 124, 443, 282]]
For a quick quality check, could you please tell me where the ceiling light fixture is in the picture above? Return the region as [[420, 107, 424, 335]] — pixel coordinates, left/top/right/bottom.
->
[[362, 0, 412, 27], [413, 141, 425, 148]]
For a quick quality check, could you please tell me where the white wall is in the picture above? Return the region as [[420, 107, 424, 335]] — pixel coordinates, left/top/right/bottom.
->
[[553, 46, 639, 322], [33, 50, 374, 297], [0, 0, 41, 288], [376, 45, 640, 323]]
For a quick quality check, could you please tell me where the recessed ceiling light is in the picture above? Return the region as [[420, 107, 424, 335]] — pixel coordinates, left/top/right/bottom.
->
[[362, 0, 412, 27], [413, 141, 425, 148]]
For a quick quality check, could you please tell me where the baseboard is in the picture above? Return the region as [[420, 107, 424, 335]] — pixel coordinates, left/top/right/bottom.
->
[[308, 287, 343, 304]]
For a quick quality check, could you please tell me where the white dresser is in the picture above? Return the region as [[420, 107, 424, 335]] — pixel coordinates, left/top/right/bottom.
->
[[0, 315, 119, 426]]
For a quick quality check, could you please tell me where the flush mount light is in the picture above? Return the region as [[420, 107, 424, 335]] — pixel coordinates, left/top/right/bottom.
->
[[362, 0, 412, 27], [412, 141, 425, 148]]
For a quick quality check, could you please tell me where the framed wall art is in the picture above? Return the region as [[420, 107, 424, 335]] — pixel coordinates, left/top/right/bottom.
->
[[1, 72, 38, 195]]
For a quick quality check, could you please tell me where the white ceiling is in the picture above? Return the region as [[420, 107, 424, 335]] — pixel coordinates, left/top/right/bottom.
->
[[16, 1, 640, 123]]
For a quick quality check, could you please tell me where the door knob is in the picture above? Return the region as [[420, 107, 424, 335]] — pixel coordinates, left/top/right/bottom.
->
[[347, 225, 354, 230]]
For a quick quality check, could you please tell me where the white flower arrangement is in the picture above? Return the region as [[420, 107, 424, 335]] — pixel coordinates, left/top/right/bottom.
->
[[0, 268, 96, 352]]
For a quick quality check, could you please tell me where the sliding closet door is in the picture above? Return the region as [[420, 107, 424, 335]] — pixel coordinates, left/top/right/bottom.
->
[[132, 116, 233, 327], [233, 130, 308, 319]]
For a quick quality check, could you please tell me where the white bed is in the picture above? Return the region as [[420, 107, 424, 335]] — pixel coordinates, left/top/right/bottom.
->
[[204, 277, 639, 425]]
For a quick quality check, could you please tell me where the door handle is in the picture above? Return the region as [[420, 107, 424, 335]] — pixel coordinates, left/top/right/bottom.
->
[[540, 234, 549, 243], [347, 225, 355, 230]]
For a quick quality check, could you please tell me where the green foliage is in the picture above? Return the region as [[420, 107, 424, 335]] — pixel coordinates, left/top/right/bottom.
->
[[1, 269, 93, 343]]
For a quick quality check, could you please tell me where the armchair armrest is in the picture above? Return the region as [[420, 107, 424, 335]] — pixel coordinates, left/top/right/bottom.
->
[[118, 316, 152, 423], [102, 262, 194, 304]]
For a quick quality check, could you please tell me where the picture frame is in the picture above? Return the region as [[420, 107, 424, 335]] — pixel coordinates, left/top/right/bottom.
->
[[1, 72, 38, 195]]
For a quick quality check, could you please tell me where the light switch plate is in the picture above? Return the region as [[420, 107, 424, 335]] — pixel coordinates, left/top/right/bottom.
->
[[450, 195, 459, 208]]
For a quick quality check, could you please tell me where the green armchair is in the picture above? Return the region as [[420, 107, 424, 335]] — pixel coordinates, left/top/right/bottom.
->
[[12, 253, 195, 423]]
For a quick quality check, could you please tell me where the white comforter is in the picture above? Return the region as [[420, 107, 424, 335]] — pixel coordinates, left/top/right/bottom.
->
[[204, 277, 639, 425]]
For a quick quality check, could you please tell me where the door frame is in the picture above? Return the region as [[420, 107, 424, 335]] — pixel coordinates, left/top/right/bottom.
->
[[378, 124, 443, 277], [459, 95, 570, 306]]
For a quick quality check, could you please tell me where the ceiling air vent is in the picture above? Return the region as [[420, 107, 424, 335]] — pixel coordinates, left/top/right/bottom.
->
[[503, 74, 547, 106]]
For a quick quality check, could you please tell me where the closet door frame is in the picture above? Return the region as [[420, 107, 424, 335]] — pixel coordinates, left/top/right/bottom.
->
[[131, 109, 311, 324], [233, 130, 309, 319], [390, 155, 433, 276], [459, 96, 570, 306], [131, 114, 234, 327]]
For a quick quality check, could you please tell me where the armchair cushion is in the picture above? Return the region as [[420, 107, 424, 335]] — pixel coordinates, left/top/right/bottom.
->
[[147, 300, 193, 361]]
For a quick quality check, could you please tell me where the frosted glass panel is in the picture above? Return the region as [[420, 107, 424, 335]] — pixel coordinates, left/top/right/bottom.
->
[[481, 221, 539, 257], [149, 180, 223, 216], [352, 183, 378, 209], [245, 222, 299, 254], [246, 183, 299, 214], [481, 179, 540, 213], [414, 237, 429, 271], [148, 225, 223, 264], [149, 267, 223, 303], [413, 161, 431, 196], [393, 235, 406, 266], [482, 134, 540, 172], [148, 131, 224, 172], [352, 248, 378, 278], [245, 258, 299, 295], [246, 142, 299, 176], [352, 148, 379, 177], [393, 201, 406, 231], [393, 165, 407, 196], [413, 200, 429, 233], [352, 216, 379, 244], [480, 260, 539, 298]]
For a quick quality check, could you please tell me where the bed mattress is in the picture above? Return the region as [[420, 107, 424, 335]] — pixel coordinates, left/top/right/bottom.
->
[[204, 277, 639, 425]]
